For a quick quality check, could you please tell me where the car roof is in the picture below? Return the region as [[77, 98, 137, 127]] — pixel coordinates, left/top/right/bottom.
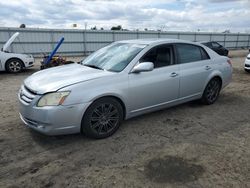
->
[[115, 38, 220, 59], [200, 41, 220, 44], [116, 38, 198, 46]]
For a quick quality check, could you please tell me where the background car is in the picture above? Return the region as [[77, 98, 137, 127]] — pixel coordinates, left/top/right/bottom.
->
[[18, 39, 233, 139], [0, 32, 34, 73], [201, 41, 229, 56], [244, 50, 250, 73]]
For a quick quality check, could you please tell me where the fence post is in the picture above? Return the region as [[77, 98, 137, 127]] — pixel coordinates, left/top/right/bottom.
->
[[7, 28, 14, 52], [223, 34, 226, 47], [194, 32, 197, 42], [158, 31, 160, 38], [136, 30, 139, 39], [50, 30, 54, 53], [112, 31, 115, 42], [83, 29, 87, 56], [247, 34, 250, 49], [209, 33, 212, 42], [236, 32, 239, 49], [177, 32, 180, 39]]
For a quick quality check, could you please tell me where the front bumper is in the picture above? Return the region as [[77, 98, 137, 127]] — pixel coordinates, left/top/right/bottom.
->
[[244, 58, 250, 70], [23, 57, 35, 68], [18, 88, 91, 135]]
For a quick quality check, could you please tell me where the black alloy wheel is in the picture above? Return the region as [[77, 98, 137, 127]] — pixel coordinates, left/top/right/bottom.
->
[[82, 97, 123, 139], [202, 78, 221, 105], [6, 59, 23, 73]]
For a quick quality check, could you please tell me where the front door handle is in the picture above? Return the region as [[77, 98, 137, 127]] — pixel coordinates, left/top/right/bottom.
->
[[170, 72, 179, 77], [205, 66, 212, 70]]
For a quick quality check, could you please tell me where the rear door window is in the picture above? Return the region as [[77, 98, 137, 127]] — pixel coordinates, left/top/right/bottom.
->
[[200, 47, 210, 60], [175, 43, 209, 64]]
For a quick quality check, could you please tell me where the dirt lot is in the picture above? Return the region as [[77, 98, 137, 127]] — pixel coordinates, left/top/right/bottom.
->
[[0, 53, 250, 188]]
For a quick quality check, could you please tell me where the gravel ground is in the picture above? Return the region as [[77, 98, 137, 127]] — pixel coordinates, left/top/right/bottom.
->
[[0, 53, 250, 188]]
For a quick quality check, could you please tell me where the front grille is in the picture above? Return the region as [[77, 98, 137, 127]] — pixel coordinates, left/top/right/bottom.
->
[[19, 85, 37, 104]]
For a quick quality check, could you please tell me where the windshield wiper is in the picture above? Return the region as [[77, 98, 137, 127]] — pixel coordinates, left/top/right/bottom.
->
[[83, 64, 103, 70]]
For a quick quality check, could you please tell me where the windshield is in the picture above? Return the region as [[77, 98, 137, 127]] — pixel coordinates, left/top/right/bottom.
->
[[81, 43, 146, 72]]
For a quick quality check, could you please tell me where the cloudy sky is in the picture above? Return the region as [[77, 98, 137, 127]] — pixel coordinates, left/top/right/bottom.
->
[[0, 0, 249, 32]]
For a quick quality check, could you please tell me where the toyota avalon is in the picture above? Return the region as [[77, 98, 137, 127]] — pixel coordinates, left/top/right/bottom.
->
[[18, 39, 233, 138]]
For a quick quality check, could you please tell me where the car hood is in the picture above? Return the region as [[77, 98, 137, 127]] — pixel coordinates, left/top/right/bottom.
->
[[3, 32, 19, 52], [24, 63, 114, 94]]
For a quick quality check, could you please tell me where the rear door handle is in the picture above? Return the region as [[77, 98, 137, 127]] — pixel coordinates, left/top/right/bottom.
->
[[205, 66, 212, 70], [170, 72, 179, 77]]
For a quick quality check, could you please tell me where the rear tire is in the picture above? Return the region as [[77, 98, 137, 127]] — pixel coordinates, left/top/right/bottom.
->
[[201, 78, 221, 105], [81, 97, 123, 139], [245, 69, 250, 73], [5, 59, 23, 73]]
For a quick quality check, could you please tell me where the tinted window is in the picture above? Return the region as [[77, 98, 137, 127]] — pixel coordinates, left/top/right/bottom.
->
[[140, 45, 173, 68], [212, 42, 221, 48], [206, 42, 213, 48], [200, 47, 210, 60], [176, 44, 205, 64]]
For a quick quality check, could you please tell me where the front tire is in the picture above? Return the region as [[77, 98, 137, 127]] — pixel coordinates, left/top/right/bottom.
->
[[82, 97, 123, 139], [6, 59, 23, 73], [201, 78, 221, 105]]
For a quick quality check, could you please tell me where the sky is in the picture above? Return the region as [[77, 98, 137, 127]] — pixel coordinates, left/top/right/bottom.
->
[[0, 0, 249, 33]]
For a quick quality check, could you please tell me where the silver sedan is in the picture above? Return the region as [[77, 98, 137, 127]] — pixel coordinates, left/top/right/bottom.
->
[[18, 39, 233, 138]]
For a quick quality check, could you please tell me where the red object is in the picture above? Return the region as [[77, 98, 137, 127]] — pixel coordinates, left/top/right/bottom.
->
[[227, 59, 232, 66]]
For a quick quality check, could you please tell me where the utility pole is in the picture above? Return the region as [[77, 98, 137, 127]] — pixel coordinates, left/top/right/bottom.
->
[[84, 22, 88, 30]]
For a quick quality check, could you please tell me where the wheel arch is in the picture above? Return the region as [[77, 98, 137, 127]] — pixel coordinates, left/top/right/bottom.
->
[[80, 95, 127, 136], [5, 57, 25, 70], [203, 71, 223, 92], [212, 75, 222, 86], [201, 74, 223, 105], [87, 94, 127, 120]]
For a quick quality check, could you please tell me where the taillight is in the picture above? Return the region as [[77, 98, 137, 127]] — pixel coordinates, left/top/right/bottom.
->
[[227, 59, 232, 66]]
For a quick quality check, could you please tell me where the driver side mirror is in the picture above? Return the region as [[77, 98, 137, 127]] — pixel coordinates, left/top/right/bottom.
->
[[131, 62, 154, 73]]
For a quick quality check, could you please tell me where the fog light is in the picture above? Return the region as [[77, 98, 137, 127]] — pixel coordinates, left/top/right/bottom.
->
[[37, 125, 45, 129]]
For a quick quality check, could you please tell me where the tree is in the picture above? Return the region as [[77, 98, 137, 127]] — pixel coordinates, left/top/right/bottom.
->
[[222, 30, 230, 34], [19, 24, 26, 28], [111, 25, 122, 30], [91, 26, 97, 30]]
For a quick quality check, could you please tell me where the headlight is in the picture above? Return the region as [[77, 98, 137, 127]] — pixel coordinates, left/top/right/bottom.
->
[[37, 91, 70, 107], [25, 54, 33, 58]]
